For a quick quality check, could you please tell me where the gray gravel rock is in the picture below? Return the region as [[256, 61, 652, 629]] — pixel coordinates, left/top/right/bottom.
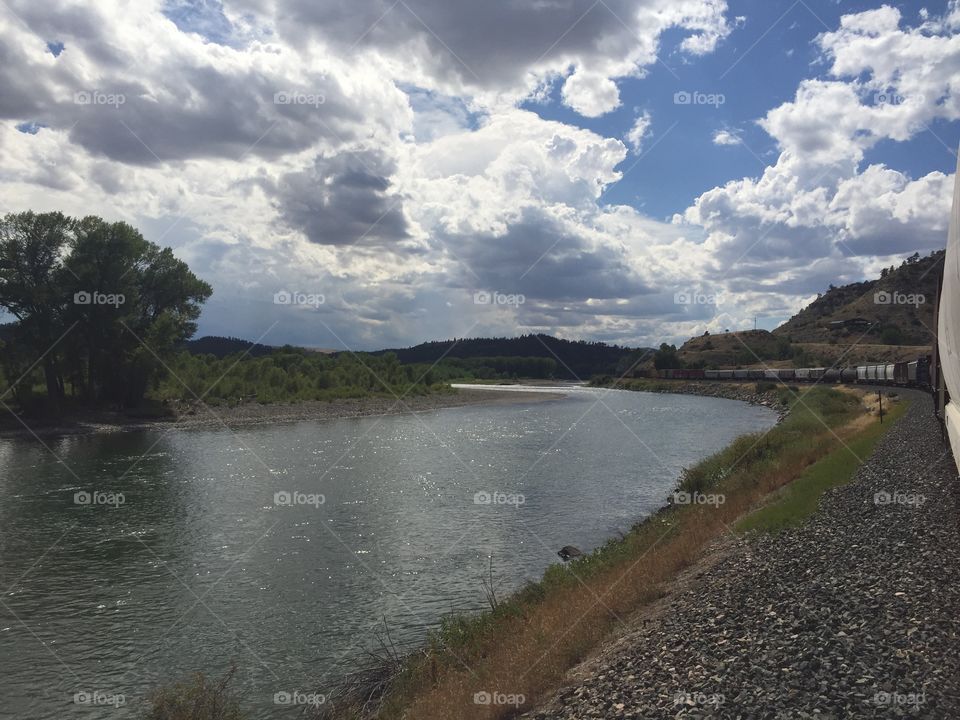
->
[[524, 390, 960, 719]]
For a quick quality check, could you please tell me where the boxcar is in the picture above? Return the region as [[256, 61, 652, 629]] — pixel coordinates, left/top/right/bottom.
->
[[717, 369, 734, 380], [810, 368, 826, 381], [795, 368, 810, 381], [688, 369, 705, 379], [733, 369, 749, 379], [704, 369, 719, 380], [779, 369, 796, 380]]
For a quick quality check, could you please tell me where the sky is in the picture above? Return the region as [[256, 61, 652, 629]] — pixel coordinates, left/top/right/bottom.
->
[[1, 0, 958, 351]]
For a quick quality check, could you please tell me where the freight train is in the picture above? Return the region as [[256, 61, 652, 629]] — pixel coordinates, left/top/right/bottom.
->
[[654, 357, 931, 387]]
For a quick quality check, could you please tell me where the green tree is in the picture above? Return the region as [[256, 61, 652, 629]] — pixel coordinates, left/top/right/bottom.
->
[[653, 343, 681, 370], [0, 212, 211, 410], [0, 211, 74, 408]]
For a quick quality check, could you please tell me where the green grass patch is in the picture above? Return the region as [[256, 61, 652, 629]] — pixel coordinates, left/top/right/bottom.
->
[[736, 398, 909, 533], [678, 386, 861, 495]]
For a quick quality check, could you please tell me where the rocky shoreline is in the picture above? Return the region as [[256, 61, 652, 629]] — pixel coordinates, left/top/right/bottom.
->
[[523, 390, 960, 718], [0, 387, 564, 439], [607, 379, 790, 419]]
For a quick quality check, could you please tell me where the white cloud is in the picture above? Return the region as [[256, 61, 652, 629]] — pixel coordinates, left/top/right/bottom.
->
[[712, 129, 742, 146], [625, 111, 653, 152], [0, 0, 955, 350], [683, 1, 959, 315], [561, 70, 622, 118]]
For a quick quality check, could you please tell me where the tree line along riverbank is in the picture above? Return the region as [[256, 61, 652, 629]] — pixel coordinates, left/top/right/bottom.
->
[[136, 383, 908, 719]]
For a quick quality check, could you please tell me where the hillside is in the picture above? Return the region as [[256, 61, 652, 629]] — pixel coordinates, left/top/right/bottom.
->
[[671, 251, 941, 370], [676, 330, 929, 369], [678, 329, 789, 367], [772, 250, 942, 345]]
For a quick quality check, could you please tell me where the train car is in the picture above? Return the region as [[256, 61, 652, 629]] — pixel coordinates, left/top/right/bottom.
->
[[810, 368, 826, 381], [867, 365, 879, 381], [893, 362, 909, 385], [885, 364, 896, 383], [820, 367, 839, 382], [795, 368, 810, 381], [704, 369, 719, 380], [763, 369, 779, 380], [748, 369, 765, 380], [733, 369, 749, 380], [857, 366, 868, 382], [840, 368, 858, 383], [717, 369, 734, 380], [688, 369, 705, 379], [779, 368, 796, 381], [918, 357, 931, 385]]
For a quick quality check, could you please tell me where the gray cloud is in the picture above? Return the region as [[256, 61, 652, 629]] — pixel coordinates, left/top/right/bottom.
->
[[258, 0, 730, 95], [274, 149, 410, 246], [447, 209, 651, 301]]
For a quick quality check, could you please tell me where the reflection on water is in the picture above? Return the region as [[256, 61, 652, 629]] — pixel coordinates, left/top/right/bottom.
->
[[0, 386, 776, 718]]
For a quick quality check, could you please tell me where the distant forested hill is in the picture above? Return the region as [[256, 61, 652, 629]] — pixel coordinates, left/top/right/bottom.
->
[[372, 334, 640, 380]]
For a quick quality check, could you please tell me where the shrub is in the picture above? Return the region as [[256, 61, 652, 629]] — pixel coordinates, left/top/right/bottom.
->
[[144, 666, 244, 720]]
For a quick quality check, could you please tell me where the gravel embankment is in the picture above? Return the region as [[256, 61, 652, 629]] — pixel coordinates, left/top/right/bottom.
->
[[525, 390, 960, 719]]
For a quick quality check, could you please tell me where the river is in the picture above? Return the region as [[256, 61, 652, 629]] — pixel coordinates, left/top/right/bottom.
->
[[0, 385, 776, 718]]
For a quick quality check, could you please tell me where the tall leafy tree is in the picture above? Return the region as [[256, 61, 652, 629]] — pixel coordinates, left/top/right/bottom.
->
[[0, 212, 212, 411], [61, 217, 212, 407], [0, 211, 73, 407]]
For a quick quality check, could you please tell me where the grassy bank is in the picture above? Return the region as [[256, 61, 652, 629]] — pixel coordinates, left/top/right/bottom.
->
[[143, 385, 903, 720], [737, 394, 909, 533]]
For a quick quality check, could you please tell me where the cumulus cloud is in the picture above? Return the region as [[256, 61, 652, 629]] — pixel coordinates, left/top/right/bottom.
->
[[247, 0, 733, 116], [0, 0, 955, 350], [561, 70, 621, 118], [684, 2, 959, 310], [275, 149, 411, 248]]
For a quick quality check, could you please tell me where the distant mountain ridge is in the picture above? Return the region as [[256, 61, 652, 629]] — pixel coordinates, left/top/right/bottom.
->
[[372, 334, 642, 380]]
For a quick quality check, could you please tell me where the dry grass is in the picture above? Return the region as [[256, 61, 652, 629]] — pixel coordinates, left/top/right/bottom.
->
[[320, 387, 889, 720]]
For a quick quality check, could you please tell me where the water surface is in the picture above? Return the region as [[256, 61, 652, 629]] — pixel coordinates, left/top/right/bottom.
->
[[0, 385, 776, 718]]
